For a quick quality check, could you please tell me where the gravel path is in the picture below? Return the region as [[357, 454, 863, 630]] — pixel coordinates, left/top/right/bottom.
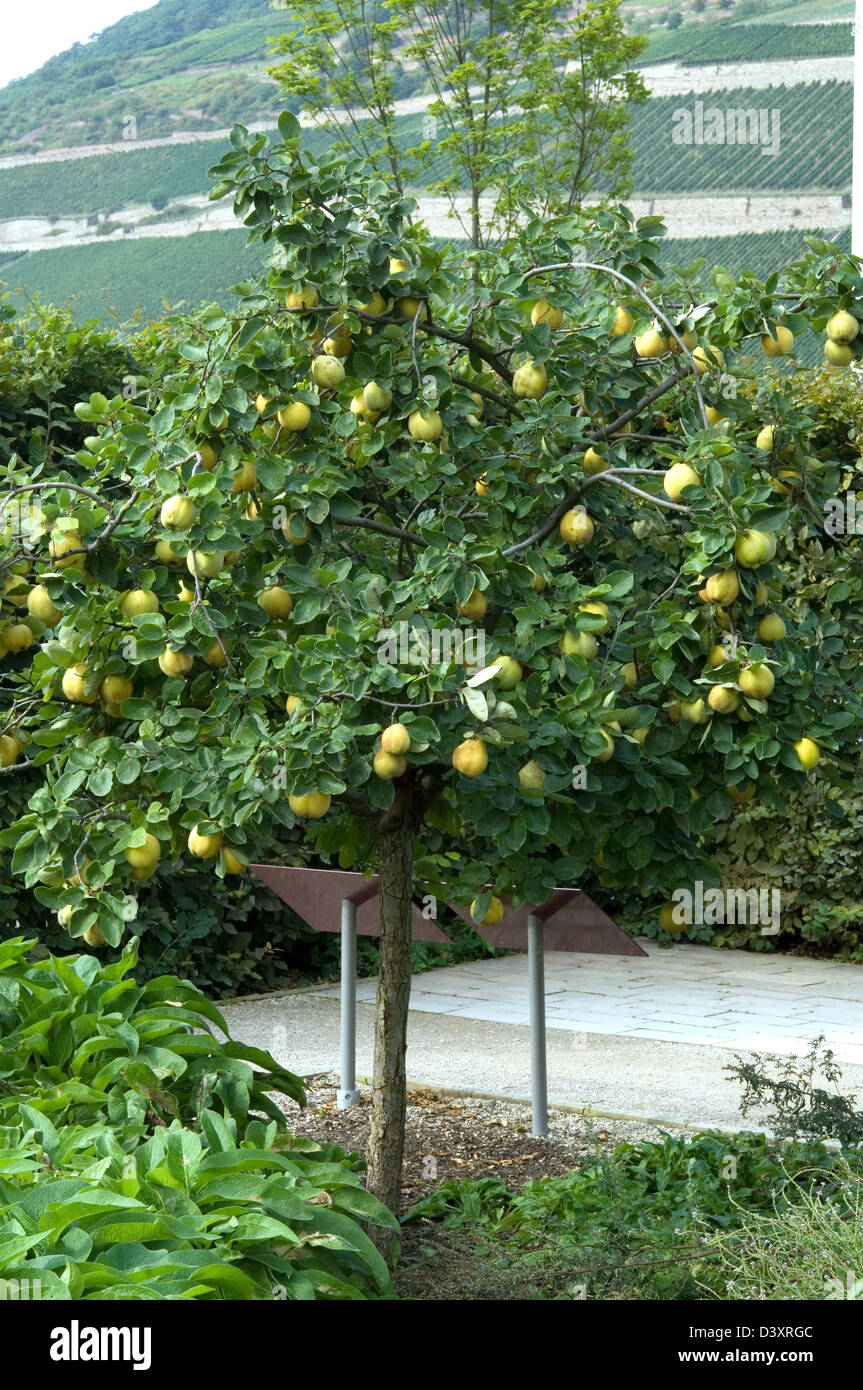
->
[[218, 987, 863, 1132]]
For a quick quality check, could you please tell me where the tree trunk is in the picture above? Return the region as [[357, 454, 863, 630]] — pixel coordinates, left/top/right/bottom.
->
[[366, 788, 415, 1226]]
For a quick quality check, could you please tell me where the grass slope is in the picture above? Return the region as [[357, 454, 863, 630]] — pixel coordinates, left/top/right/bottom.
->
[[0, 229, 264, 323], [0, 224, 849, 332], [639, 20, 853, 65]]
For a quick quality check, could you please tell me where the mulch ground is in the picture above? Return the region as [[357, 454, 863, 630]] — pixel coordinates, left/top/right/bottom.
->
[[278, 1074, 666, 1300]]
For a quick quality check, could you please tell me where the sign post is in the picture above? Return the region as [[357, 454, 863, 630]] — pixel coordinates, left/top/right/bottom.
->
[[249, 866, 452, 1110], [526, 913, 548, 1137], [338, 897, 361, 1110]]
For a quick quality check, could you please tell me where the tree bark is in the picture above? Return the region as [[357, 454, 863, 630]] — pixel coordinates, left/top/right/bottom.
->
[[366, 783, 415, 1227]]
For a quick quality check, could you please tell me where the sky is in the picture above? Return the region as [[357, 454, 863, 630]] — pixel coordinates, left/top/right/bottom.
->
[[0, 0, 159, 89]]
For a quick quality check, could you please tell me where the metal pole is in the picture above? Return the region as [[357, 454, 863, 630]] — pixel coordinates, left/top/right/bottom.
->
[[527, 913, 548, 1137], [337, 898, 361, 1109]]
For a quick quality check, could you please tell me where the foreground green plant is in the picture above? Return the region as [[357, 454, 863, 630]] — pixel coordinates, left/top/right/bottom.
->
[[0, 937, 398, 1299], [404, 1129, 862, 1299]]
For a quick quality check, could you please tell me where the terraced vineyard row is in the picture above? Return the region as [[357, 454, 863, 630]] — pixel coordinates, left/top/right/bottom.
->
[[0, 229, 264, 323], [657, 225, 851, 279], [619, 81, 851, 193], [640, 20, 853, 65]]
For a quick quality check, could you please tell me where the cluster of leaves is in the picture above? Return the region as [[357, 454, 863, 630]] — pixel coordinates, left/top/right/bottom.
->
[[703, 779, 863, 956], [0, 936, 397, 1299], [404, 1128, 863, 1299], [0, 296, 138, 470]]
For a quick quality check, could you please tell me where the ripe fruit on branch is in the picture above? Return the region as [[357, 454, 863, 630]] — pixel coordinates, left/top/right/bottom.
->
[[755, 425, 774, 452], [491, 655, 523, 688], [471, 895, 504, 926], [734, 529, 776, 569], [704, 571, 739, 606], [222, 848, 247, 874], [124, 832, 161, 870], [456, 588, 487, 621], [158, 646, 193, 677], [824, 340, 853, 367], [582, 447, 607, 474], [62, 664, 97, 703], [49, 529, 85, 570], [530, 299, 563, 329], [231, 461, 257, 494], [203, 638, 229, 667], [398, 296, 427, 322], [739, 663, 774, 699], [188, 826, 223, 859], [357, 291, 387, 316], [579, 601, 610, 631], [620, 662, 637, 689], [373, 749, 406, 780], [311, 354, 345, 389], [187, 549, 224, 578], [408, 409, 443, 442], [595, 728, 615, 761], [257, 586, 293, 619], [381, 723, 411, 755], [761, 326, 793, 357], [160, 495, 196, 530], [757, 614, 785, 642], [692, 345, 724, 374], [282, 515, 312, 545], [663, 462, 701, 500], [155, 539, 184, 565], [277, 402, 312, 431], [559, 509, 594, 546], [560, 630, 597, 661], [121, 589, 159, 619], [512, 360, 548, 399], [826, 310, 859, 343], [610, 306, 633, 336], [289, 792, 331, 818], [285, 283, 318, 309], [793, 737, 820, 770], [363, 381, 393, 413], [452, 738, 488, 777], [707, 685, 739, 714], [680, 698, 708, 724], [518, 760, 546, 791], [705, 406, 725, 425], [27, 585, 62, 626], [634, 329, 667, 358], [100, 675, 132, 704], [2, 623, 33, 651]]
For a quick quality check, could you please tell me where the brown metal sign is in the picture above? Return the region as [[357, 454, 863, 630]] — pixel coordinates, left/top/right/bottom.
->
[[250, 865, 453, 943], [251, 867, 643, 956], [447, 888, 647, 956]]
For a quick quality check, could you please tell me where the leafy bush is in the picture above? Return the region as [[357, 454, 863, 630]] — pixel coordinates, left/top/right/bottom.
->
[[726, 1037, 863, 1145], [708, 781, 863, 956], [0, 935, 397, 1299], [405, 1130, 863, 1299]]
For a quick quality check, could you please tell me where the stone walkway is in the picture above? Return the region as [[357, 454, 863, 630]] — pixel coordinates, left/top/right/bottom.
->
[[315, 939, 863, 1064], [220, 941, 863, 1131]]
